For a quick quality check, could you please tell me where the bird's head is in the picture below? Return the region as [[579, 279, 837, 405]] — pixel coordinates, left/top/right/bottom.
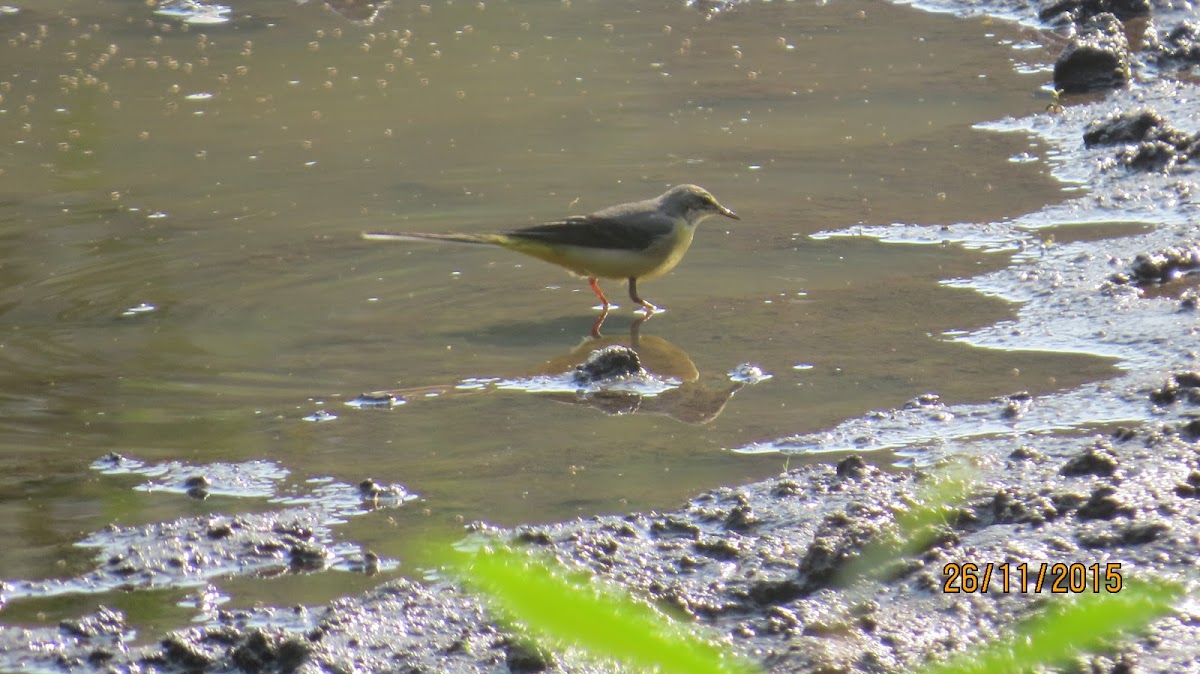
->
[[659, 184, 740, 225]]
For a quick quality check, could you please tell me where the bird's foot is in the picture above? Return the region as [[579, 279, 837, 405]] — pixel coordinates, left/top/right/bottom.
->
[[636, 301, 661, 316]]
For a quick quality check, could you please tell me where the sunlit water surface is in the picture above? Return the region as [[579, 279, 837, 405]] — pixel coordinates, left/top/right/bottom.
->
[[0, 0, 1115, 627]]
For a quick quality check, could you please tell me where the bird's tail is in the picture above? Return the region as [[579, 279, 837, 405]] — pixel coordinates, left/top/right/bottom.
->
[[362, 231, 504, 245]]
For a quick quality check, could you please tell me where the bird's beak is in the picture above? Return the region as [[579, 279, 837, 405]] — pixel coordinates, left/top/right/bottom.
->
[[719, 205, 740, 220]]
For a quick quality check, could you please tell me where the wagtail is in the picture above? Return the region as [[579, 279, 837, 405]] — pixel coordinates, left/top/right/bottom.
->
[[363, 184, 739, 314]]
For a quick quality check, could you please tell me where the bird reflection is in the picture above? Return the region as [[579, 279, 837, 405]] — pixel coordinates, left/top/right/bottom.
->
[[590, 306, 652, 339], [349, 319, 767, 425], [539, 319, 746, 424]]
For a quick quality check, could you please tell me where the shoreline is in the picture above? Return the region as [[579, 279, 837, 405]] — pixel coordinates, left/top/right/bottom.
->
[[3, 0, 1199, 671]]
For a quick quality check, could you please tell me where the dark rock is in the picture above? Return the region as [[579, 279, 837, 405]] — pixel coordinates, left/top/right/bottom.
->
[[1038, 0, 1150, 24], [992, 488, 1058, 525], [1181, 419, 1200, 439], [1116, 245, 1200, 285], [1085, 110, 1171, 147], [513, 527, 553, 545], [572, 345, 642, 384], [231, 630, 277, 672], [1148, 20, 1200, 65], [835, 455, 868, 478], [183, 474, 210, 488], [1176, 471, 1200, 497], [771, 478, 805, 497], [743, 577, 805, 606], [273, 523, 314, 540], [275, 638, 312, 672], [86, 649, 115, 665], [694, 536, 742, 560], [997, 391, 1034, 419], [354, 478, 411, 504], [349, 551, 380, 574], [1009, 445, 1043, 460], [1084, 111, 1199, 172], [724, 502, 761, 532], [1122, 521, 1169, 544], [648, 516, 700, 539], [1060, 443, 1119, 476], [904, 393, 941, 409], [161, 635, 213, 669], [1079, 521, 1168, 548], [764, 606, 803, 634], [289, 543, 327, 571], [1119, 140, 1187, 171], [1053, 491, 1089, 512], [798, 509, 884, 588], [358, 478, 382, 498], [1175, 371, 1200, 388], [1054, 13, 1133, 93], [1076, 486, 1135, 520], [1150, 371, 1200, 405], [505, 639, 551, 673]]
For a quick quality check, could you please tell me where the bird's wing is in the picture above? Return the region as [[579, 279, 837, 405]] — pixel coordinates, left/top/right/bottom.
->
[[504, 214, 675, 252]]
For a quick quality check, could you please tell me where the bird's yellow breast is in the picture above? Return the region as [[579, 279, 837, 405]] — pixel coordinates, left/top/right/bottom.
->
[[499, 224, 695, 280]]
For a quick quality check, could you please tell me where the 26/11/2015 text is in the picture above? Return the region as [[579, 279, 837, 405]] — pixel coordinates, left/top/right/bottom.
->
[[942, 562, 1123, 594]]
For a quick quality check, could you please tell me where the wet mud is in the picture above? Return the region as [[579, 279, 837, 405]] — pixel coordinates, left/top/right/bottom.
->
[[3, 0, 1200, 672], [0, 455, 412, 612]]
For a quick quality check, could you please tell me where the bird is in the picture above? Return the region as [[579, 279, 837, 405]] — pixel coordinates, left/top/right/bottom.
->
[[362, 184, 739, 314]]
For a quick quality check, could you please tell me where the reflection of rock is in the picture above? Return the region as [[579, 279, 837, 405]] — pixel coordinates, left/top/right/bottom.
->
[[1053, 13, 1133, 93], [353, 328, 768, 424], [542, 335, 758, 425]]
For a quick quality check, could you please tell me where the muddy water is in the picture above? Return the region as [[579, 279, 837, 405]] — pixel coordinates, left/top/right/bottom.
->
[[0, 0, 1114, 625]]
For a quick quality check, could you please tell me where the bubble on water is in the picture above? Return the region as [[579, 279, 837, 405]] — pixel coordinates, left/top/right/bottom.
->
[[154, 1, 233, 26], [120, 302, 158, 317], [729, 364, 772, 384]]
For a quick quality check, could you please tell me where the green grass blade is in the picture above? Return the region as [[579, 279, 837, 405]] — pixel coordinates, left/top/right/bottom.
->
[[440, 543, 760, 674], [921, 577, 1181, 674]]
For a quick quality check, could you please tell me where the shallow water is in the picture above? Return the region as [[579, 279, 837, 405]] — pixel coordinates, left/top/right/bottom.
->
[[0, 0, 1117, 624]]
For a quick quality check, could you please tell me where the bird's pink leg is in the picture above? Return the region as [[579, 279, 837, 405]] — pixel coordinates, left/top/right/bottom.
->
[[588, 278, 610, 310]]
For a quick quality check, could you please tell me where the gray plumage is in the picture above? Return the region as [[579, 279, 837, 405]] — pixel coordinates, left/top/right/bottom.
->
[[363, 184, 739, 312]]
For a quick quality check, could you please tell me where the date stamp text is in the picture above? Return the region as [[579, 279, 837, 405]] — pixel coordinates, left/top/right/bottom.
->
[[942, 562, 1123, 594]]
